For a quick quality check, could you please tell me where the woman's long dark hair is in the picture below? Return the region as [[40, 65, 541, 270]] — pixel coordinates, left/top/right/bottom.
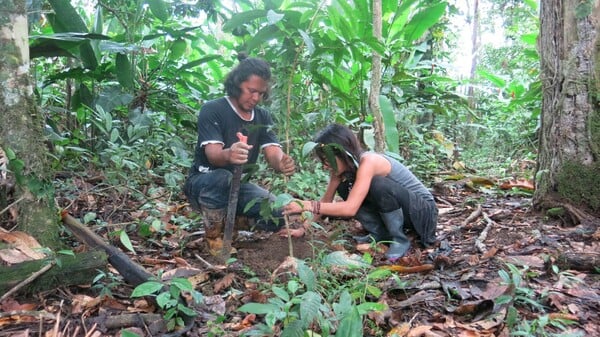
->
[[224, 53, 271, 99], [314, 124, 364, 175]]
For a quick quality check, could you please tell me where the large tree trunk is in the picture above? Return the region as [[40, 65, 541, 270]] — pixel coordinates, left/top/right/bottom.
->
[[534, 0, 600, 223], [0, 0, 60, 248]]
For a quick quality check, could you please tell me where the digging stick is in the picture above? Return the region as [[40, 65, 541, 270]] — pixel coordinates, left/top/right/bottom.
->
[[221, 132, 247, 260]]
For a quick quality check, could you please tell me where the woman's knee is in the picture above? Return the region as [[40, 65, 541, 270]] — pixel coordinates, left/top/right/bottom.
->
[[367, 176, 404, 210]]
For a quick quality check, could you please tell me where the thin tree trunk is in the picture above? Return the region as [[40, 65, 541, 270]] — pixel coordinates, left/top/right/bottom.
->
[[467, 0, 479, 109], [0, 0, 60, 248], [369, 0, 386, 152]]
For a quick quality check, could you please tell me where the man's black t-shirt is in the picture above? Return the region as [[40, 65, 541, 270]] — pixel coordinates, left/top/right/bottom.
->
[[190, 97, 280, 174]]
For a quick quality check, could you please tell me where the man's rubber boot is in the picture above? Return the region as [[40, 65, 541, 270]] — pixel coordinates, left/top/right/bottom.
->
[[353, 210, 390, 243], [202, 207, 235, 256], [380, 209, 411, 260]]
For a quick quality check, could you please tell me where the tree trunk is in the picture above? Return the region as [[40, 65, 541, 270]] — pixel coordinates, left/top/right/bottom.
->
[[533, 0, 600, 222], [369, 0, 386, 152], [467, 0, 479, 110], [0, 0, 61, 248]]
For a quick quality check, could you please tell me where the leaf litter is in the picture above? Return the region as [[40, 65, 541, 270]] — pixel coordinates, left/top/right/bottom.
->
[[0, 175, 598, 337]]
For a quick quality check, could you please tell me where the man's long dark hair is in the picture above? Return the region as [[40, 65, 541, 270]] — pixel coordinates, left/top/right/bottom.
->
[[224, 53, 271, 99], [314, 124, 364, 175]]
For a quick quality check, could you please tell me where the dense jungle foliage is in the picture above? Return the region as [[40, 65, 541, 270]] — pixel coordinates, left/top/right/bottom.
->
[[31, 0, 540, 195], [7, 1, 600, 337]]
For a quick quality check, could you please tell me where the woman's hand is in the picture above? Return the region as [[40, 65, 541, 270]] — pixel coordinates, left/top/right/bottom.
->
[[283, 199, 309, 215]]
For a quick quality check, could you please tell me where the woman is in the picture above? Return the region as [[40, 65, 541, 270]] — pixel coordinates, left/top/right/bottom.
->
[[283, 124, 438, 260]]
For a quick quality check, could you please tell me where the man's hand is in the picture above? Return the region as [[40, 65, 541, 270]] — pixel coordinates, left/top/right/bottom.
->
[[279, 154, 295, 176], [229, 138, 253, 165]]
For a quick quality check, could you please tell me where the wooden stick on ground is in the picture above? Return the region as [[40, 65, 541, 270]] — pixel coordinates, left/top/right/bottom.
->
[[462, 204, 482, 227], [61, 211, 153, 286], [476, 211, 495, 254]]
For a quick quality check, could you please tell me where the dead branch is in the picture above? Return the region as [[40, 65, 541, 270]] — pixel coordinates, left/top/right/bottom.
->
[[0, 310, 55, 320], [87, 313, 165, 334], [462, 204, 482, 227], [475, 211, 495, 254], [555, 252, 600, 272], [61, 211, 153, 286]]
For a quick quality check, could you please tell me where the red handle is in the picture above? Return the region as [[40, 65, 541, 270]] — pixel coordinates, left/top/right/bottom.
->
[[237, 132, 248, 144]]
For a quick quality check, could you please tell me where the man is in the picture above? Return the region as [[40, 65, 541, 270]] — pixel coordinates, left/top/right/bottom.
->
[[184, 54, 295, 255]]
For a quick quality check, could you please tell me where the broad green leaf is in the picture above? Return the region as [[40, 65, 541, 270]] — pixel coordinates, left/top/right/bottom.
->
[[327, 5, 355, 40], [57, 250, 75, 256], [287, 280, 300, 294], [367, 267, 392, 280], [179, 55, 222, 71], [131, 281, 163, 297], [238, 302, 279, 315], [273, 193, 294, 209], [356, 301, 385, 315], [272, 286, 290, 302], [380, 95, 399, 154], [245, 25, 282, 53], [170, 39, 187, 60], [171, 278, 194, 292], [362, 38, 386, 57], [223, 10, 268, 32], [477, 69, 506, 88], [120, 230, 135, 254], [156, 292, 170, 308], [301, 141, 318, 157], [120, 330, 141, 337], [365, 284, 382, 298], [298, 29, 314, 55], [46, 1, 98, 69], [387, 0, 419, 40], [267, 9, 284, 24], [83, 212, 96, 224], [146, 0, 169, 22], [300, 291, 321, 325], [110, 128, 119, 143], [403, 2, 447, 42], [335, 306, 362, 337], [93, 6, 103, 34], [47, 0, 88, 32], [323, 251, 370, 269], [520, 33, 538, 46], [281, 319, 305, 337], [177, 303, 198, 316], [116, 53, 134, 89], [297, 259, 316, 291]]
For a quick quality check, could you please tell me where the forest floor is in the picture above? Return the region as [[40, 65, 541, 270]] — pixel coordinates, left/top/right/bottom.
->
[[1, 174, 599, 337]]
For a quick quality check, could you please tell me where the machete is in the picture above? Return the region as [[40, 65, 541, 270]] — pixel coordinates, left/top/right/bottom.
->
[[221, 132, 248, 260]]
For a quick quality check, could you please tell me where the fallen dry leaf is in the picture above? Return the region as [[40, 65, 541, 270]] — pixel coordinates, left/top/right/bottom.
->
[[0, 231, 47, 264], [387, 322, 410, 336], [230, 313, 256, 331], [498, 179, 534, 191], [71, 294, 103, 314], [214, 273, 235, 293]]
